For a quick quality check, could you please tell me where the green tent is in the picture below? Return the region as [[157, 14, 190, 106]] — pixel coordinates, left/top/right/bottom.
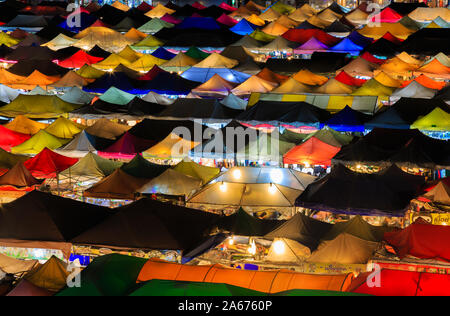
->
[[281, 129, 312, 145], [137, 18, 174, 34], [0, 95, 82, 119], [249, 29, 277, 43], [303, 127, 354, 147], [322, 215, 390, 242], [121, 154, 169, 179], [237, 129, 296, 161], [173, 158, 220, 184], [130, 279, 266, 296], [56, 254, 147, 296], [0, 148, 29, 169], [60, 152, 123, 179], [271, 2, 296, 15], [131, 35, 165, 51], [99, 87, 136, 105], [216, 208, 282, 236], [11, 130, 71, 155], [184, 46, 210, 60]]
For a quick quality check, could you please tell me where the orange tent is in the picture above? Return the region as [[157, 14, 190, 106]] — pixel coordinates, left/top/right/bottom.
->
[[137, 259, 354, 293], [283, 137, 341, 166], [415, 58, 450, 79], [255, 68, 289, 85], [7, 70, 60, 90], [401, 74, 447, 90]]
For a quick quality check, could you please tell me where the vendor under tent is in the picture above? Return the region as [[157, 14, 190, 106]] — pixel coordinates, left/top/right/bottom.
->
[[71, 198, 220, 254], [296, 164, 425, 217], [0, 191, 110, 259], [138, 169, 202, 199], [332, 128, 450, 169]]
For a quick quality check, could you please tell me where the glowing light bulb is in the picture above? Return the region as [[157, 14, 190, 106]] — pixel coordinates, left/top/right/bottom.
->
[[304, 161, 310, 168], [273, 240, 285, 255], [248, 240, 256, 255], [228, 236, 234, 245], [219, 182, 227, 192], [268, 183, 277, 194], [233, 169, 241, 180]]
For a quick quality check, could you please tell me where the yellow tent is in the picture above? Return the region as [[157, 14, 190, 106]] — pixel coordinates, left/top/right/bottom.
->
[[293, 69, 328, 86], [231, 75, 278, 97], [345, 9, 369, 25], [275, 15, 300, 28], [41, 33, 78, 51], [338, 57, 378, 78], [45, 116, 85, 139], [373, 71, 403, 88], [145, 3, 175, 18], [408, 7, 450, 22], [307, 15, 332, 28], [378, 56, 418, 78], [288, 5, 316, 22], [75, 64, 106, 79], [131, 35, 165, 50], [129, 54, 166, 72], [410, 107, 450, 131], [262, 21, 289, 37], [245, 14, 266, 26], [143, 133, 200, 160], [73, 27, 134, 53], [259, 8, 281, 22], [0, 32, 21, 47], [358, 23, 415, 39], [111, 0, 130, 12], [25, 256, 69, 292], [4, 115, 48, 135], [315, 79, 354, 95], [7, 70, 60, 90], [0, 69, 26, 87], [317, 8, 342, 23], [91, 53, 132, 71], [351, 78, 395, 96], [117, 45, 143, 63], [74, 26, 122, 40], [173, 158, 220, 184], [271, 77, 312, 94], [160, 52, 198, 73], [193, 53, 239, 69], [123, 28, 148, 43], [191, 74, 238, 98], [11, 129, 70, 154], [396, 52, 422, 66]]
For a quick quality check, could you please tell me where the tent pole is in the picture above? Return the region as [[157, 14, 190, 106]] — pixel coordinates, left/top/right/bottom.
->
[[57, 173, 60, 196]]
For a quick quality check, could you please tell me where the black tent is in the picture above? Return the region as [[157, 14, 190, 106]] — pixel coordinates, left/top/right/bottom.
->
[[121, 154, 169, 179], [265, 212, 332, 251], [154, 28, 242, 48], [126, 97, 167, 116], [71, 198, 220, 252], [7, 60, 69, 76], [399, 28, 450, 55], [296, 164, 425, 217], [92, 4, 127, 26], [363, 38, 400, 58], [0, 191, 111, 243], [332, 128, 450, 169], [237, 100, 331, 127]]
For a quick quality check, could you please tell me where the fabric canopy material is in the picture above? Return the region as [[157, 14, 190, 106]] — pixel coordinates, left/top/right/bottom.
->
[[23, 148, 78, 178]]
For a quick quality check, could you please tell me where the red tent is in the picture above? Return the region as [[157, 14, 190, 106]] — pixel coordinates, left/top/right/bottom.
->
[[370, 7, 402, 23], [282, 29, 340, 46], [192, 1, 207, 9], [361, 52, 385, 65], [381, 32, 404, 45], [136, 2, 153, 12], [137, 65, 166, 81], [58, 50, 104, 69], [98, 132, 155, 160], [335, 71, 367, 87], [384, 221, 450, 262], [216, 13, 238, 27], [219, 2, 237, 11], [350, 269, 450, 296], [0, 126, 30, 152], [283, 137, 341, 166], [23, 148, 78, 178]]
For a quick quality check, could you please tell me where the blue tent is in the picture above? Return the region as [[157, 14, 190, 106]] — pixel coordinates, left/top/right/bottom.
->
[[321, 106, 371, 132], [330, 38, 363, 56], [135, 72, 200, 95], [176, 17, 221, 30], [83, 72, 140, 94], [230, 19, 258, 35], [181, 67, 251, 83], [58, 13, 97, 33], [151, 47, 177, 60], [348, 31, 373, 48]]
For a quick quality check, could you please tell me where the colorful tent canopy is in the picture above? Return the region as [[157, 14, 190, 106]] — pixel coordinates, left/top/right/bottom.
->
[[24, 256, 69, 292], [60, 152, 122, 180], [0, 162, 42, 189], [11, 130, 70, 155], [23, 148, 78, 178], [173, 158, 220, 184], [323, 215, 389, 242], [283, 136, 341, 166], [44, 117, 84, 139], [138, 169, 202, 197], [137, 259, 354, 293], [0, 125, 30, 151]]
